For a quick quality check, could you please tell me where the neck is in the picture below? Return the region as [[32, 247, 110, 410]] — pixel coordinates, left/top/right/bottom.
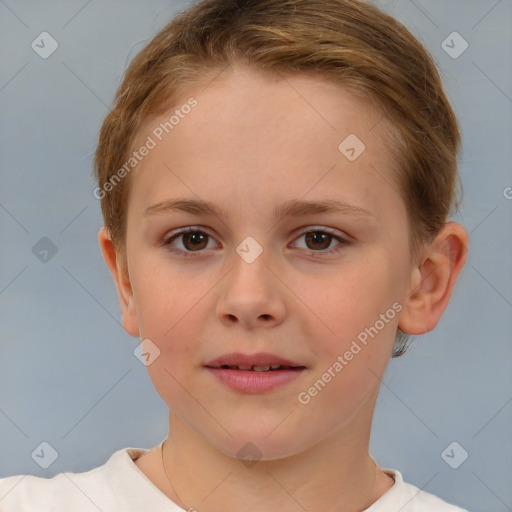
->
[[157, 408, 389, 512]]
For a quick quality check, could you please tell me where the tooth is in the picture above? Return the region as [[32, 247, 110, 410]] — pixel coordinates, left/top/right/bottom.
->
[[270, 365, 281, 370], [252, 365, 271, 372], [237, 365, 252, 370]]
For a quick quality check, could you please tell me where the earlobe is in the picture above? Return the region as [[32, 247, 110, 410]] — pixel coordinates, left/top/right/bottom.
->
[[98, 227, 140, 337], [398, 222, 468, 335]]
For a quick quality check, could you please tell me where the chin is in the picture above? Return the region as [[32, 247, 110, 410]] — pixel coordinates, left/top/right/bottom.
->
[[205, 426, 315, 463]]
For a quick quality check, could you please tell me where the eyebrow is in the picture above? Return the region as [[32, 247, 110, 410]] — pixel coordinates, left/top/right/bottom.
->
[[145, 198, 375, 222]]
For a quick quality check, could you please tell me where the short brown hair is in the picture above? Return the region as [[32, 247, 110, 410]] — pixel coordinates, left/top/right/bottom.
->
[[94, 0, 462, 357]]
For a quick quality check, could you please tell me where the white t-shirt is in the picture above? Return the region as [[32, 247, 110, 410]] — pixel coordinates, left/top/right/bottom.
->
[[0, 447, 468, 511]]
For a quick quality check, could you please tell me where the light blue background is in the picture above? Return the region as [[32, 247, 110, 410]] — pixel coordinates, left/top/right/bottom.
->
[[1, 1, 511, 511]]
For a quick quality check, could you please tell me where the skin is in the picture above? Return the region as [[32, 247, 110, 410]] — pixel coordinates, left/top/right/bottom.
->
[[99, 63, 468, 511]]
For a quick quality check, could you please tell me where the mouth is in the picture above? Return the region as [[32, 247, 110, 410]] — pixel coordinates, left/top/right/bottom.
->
[[205, 352, 307, 393], [206, 364, 304, 372], [205, 352, 306, 371]]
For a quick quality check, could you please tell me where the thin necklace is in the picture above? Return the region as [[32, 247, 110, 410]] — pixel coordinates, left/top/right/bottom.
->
[[161, 441, 379, 512], [160, 441, 189, 510], [361, 458, 378, 511]]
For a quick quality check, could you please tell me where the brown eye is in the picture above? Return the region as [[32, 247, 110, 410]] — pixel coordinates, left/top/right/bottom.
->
[[304, 231, 332, 251], [291, 228, 349, 256], [180, 232, 209, 251], [163, 228, 217, 257]]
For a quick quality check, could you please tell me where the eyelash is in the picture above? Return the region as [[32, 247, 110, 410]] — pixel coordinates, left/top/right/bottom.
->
[[161, 226, 349, 258]]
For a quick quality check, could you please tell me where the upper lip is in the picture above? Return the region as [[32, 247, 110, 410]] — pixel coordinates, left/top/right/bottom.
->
[[205, 352, 305, 368]]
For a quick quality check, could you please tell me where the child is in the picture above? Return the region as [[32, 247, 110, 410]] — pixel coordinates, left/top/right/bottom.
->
[[0, 0, 470, 510]]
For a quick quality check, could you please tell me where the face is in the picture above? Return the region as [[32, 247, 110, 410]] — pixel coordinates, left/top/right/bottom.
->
[[119, 64, 415, 459]]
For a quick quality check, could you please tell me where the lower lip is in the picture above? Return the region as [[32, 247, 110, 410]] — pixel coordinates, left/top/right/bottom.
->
[[206, 367, 305, 393]]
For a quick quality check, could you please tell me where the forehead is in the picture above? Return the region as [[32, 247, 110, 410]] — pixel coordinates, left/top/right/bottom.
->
[[129, 64, 403, 223]]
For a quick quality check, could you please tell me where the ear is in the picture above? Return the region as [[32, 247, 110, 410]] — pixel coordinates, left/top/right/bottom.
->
[[98, 227, 140, 337], [398, 222, 468, 335]]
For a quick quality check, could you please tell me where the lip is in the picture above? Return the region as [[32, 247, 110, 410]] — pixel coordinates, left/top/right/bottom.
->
[[205, 352, 307, 394], [205, 352, 304, 368]]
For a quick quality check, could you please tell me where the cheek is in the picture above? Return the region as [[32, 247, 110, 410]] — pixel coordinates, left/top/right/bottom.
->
[[302, 255, 399, 344], [135, 282, 209, 408], [130, 261, 211, 371], [295, 265, 398, 431], [296, 253, 402, 401], [131, 250, 205, 332]]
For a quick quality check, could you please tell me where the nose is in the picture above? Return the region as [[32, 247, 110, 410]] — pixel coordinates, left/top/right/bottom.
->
[[216, 247, 286, 330]]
